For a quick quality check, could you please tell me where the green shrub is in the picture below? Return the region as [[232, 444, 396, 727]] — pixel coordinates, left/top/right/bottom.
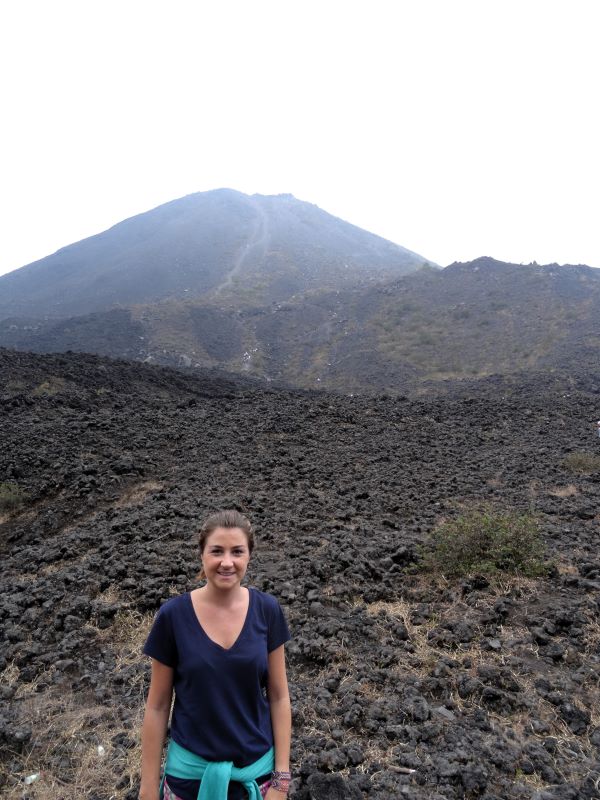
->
[[0, 482, 28, 512], [562, 451, 600, 474], [420, 506, 549, 578]]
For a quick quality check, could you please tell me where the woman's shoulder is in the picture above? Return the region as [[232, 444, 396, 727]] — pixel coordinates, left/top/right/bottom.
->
[[248, 587, 291, 645], [155, 591, 190, 618]]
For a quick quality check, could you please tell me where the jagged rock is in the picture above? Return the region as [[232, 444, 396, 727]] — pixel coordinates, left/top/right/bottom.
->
[[1, 349, 600, 799], [306, 773, 362, 799]]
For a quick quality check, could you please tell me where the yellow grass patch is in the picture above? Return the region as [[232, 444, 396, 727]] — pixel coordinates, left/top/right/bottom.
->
[[115, 481, 165, 508], [0, 690, 144, 799], [1, 610, 154, 799], [547, 485, 578, 498]]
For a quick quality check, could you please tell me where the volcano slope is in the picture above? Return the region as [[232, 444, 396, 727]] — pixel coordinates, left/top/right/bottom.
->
[[1, 349, 599, 800]]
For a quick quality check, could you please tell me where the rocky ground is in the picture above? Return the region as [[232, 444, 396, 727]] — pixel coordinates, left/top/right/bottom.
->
[[1, 348, 600, 799]]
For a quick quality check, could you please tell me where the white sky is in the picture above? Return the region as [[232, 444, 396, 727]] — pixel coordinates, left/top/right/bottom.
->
[[0, 0, 598, 277]]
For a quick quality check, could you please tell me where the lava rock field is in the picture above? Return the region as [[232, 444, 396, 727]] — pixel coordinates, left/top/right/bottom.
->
[[1, 348, 600, 799]]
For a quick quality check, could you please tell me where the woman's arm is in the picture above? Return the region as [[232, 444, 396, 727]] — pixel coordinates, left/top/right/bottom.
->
[[139, 659, 174, 800], [266, 644, 291, 796]]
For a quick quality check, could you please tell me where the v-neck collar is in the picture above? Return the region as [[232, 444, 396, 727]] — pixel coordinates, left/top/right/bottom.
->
[[187, 587, 253, 652]]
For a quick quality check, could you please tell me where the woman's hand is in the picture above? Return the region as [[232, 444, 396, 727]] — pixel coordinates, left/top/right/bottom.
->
[[264, 788, 288, 799], [138, 787, 160, 800]]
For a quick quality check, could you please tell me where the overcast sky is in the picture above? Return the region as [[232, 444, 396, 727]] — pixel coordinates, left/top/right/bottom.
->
[[0, 0, 598, 277]]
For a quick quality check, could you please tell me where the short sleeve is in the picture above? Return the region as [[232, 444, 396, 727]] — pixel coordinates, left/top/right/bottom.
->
[[143, 602, 178, 667], [267, 597, 291, 652]]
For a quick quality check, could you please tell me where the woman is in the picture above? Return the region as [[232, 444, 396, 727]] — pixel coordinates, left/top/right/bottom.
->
[[140, 510, 292, 800]]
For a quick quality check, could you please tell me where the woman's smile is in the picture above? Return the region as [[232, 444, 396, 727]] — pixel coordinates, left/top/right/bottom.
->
[[201, 526, 250, 590]]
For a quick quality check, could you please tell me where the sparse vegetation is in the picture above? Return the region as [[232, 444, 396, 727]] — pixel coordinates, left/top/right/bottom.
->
[[32, 376, 66, 396], [562, 451, 600, 474], [2, 346, 600, 797], [0, 682, 143, 800], [0, 482, 27, 512], [420, 506, 549, 578], [0, 608, 152, 799], [4, 379, 27, 393]]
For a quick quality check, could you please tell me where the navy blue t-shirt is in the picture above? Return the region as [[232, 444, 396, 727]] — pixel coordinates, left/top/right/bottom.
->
[[143, 587, 290, 800]]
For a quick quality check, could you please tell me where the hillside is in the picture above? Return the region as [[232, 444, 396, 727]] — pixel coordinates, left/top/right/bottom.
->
[[3, 258, 599, 394], [1, 349, 600, 799], [0, 189, 431, 320]]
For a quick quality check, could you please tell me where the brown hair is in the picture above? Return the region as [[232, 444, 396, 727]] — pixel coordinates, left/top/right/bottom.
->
[[197, 510, 254, 580]]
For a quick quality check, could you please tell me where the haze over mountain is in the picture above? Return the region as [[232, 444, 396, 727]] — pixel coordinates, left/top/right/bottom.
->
[[1, 187, 597, 395], [0, 189, 432, 320], [2, 257, 598, 394]]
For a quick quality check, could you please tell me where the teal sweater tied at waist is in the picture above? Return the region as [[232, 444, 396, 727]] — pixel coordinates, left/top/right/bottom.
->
[[161, 739, 275, 800]]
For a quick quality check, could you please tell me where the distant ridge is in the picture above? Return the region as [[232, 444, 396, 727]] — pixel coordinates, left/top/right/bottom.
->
[[2, 257, 600, 395], [0, 189, 433, 320]]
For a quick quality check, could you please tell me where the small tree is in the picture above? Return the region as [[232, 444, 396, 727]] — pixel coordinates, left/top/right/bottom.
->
[[421, 506, 548, 578], [0, 482, 28, 512]]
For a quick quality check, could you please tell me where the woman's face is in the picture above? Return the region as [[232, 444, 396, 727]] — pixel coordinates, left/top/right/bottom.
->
[[201, 526, 250, 590]]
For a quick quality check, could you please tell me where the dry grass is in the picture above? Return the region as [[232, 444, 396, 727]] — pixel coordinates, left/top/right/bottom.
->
[[555, 560, 580, 576], [514, 768, 548, 789], [357, 739, 415, 775], [485, 574, 543, 596], [1, 609, 153, 799], [31, 377, 66, 397], [0, 662, 20, 691], [582, 616, 600, 655], [114, 481, 164, 508], [112, 609, 153, 651], [547, 484, 578, 498], [486, 476, 504, 488], [95, 584, 124, 605], [1, 690, 143, 799], [92, 606, 153, 695], [290, 577, 600, 795]]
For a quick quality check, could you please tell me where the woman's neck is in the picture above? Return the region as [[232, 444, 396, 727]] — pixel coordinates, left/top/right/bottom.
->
[[199, 583, 247, 608]]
